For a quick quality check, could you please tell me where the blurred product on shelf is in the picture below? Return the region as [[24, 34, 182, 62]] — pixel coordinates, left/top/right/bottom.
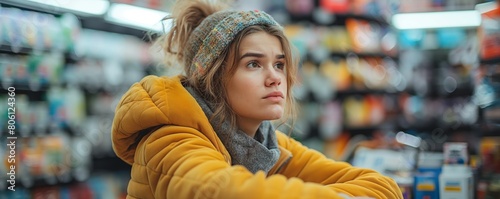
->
[[0, 53, 64, 91], [343, 95, 386, 127], [320, 0, 398, 21], [477, 136, 500, 199], [321, 27, 353, 53], [293, 56, 403, 102], [0, 135, 92, 190], [479, 2, 500, 60], [323, 132, 367, 161], [286, 0, 314, 16], [479, 137, 500, 175], [350, 140, 415, 185], [320, 0, 351, 14], [398, 94, 478, 131], [414, 151, 444, 199], [283, 21, 398, 62], [345, 19, 383, 53], [0, 87, 86, 138], [0, 6, 80, 54], [398, 29, 470, 50], [399, 0, 478, 13], [443, 142, 469, 164], [475, 2, 500, 140], [320, 59, 351, 91], [439, 142, 474, 199], [301, 61, 334, 102], [318, 101, 343, 139]]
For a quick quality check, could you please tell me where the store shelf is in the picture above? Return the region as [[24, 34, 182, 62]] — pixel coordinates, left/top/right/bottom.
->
[[0, 82, 48, 101], [405, 86, 474, 99], [438, 86, 475, 99], [336, 89, 399, 97], [92, 156, 131, 172], [0, 45, 79, 64], [398, 121, 477, 134], [288, 12, 389, 26], [343, 125, 384, 134], [0, 1, 152, 41], [0, 45, 42, 56], [6, 176, 78, 191], [302, 89, 400, 103], [480, 57, 500, 65], [79, 16, 154, 41], [481, 130, 500, 137], [330, 51, 398, 59], [344, 13, 389, 25], [478, 122, 500, 137], [304, 124, 384, 140], [0, 125, 82, 139]]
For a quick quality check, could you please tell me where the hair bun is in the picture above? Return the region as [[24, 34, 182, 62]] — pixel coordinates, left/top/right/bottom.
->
[[158, 0, 229, 64]]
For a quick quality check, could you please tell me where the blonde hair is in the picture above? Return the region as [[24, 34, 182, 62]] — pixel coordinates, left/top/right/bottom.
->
[[155, 0, 298, 132]]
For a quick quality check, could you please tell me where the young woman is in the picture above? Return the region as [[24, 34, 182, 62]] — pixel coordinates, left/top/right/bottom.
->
[[111, 0, 403, 198]]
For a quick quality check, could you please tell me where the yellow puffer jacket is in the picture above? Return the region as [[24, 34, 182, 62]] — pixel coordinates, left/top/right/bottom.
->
[[111, 75, 403, 199]]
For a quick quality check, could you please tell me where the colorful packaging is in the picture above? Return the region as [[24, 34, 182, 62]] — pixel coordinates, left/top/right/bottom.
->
[[345, 19, 381, 53], [319, 58, 351, 91], [318, 101, 342, 140], [439, 165, 473, 199], [440, 142, 473, 199], [320, 0, 350, 13], [443, 142, 468, 165], [479, 6, 500, 60], [414, 172, 439, 199]]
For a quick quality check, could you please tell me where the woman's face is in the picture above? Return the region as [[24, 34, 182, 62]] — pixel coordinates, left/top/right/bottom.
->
[[226, 31, 287, 127]]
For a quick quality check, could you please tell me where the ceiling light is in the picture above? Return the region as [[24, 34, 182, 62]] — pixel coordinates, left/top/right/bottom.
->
[[392, 10, 481, 30], [26, 0, 110, 16], [106, 3, 170, 32]]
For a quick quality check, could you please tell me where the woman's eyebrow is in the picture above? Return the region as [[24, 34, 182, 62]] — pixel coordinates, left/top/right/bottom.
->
[[240, 52, 285, 59], [240, 52, 264, 59]]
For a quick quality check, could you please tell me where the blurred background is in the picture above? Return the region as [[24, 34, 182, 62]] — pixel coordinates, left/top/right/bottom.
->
[[0, 0, 499, 198]]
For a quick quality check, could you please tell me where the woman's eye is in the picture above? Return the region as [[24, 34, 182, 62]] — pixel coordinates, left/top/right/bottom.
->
[[247, 61, 260, 68], [275, 62, 285, 70]]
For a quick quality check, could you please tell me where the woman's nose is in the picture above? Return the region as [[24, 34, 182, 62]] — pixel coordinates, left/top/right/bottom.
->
[[265, 67, 282, 87]]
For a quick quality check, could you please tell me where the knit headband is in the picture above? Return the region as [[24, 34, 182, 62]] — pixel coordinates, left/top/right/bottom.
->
[[187, 10, 280, 74]]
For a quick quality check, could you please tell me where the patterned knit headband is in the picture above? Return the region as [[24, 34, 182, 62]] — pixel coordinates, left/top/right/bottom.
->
[[184, 10, 281, 74]]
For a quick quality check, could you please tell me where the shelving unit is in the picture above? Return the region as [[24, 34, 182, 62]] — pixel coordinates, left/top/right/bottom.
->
[[278, 1, 489, 197], [275, 1, 402, 144], [0, 2, 158, 196]]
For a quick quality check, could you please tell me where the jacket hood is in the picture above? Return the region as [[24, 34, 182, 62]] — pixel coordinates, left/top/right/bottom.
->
[[111, 75, 213, 164]]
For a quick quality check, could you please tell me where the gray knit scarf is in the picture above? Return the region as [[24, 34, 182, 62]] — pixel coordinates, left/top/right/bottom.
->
[[186, 87, 280, 174]]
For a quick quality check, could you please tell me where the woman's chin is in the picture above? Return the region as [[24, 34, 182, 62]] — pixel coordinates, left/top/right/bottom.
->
[[265, 116, 282, 121], [263, 110, 284, 120]]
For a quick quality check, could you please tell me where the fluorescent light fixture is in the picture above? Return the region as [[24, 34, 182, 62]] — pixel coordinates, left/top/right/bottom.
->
[[26, 0, 110, 15], [476, 1, 497, 13], [392, 10, 481, 30], [106, 3, 170, 32]]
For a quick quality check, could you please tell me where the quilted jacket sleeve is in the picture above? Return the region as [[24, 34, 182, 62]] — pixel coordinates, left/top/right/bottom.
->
[[276, 132, 403, 199], [139, 126, 389, 199]]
